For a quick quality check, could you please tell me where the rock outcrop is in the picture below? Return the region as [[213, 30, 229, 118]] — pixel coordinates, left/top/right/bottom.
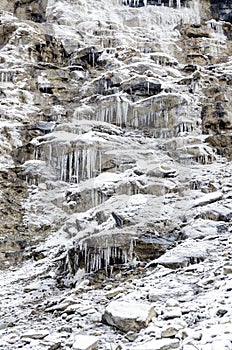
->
[[0, 0, 232, 349]]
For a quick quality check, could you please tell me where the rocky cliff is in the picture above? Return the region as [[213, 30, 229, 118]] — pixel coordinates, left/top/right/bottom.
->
[[0, 1, 232, 349]]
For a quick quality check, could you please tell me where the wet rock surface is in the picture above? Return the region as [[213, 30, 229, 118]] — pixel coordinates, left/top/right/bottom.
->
[[0, 0, 232, 349]]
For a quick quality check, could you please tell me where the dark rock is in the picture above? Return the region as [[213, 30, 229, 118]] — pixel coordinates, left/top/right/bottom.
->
[[111, 212, 123, 227], [206, 134, 232, 160]]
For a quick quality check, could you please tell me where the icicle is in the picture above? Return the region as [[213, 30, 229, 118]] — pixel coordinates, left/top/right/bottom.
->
[[90, 48, 95, 67], [81, 149, 87, 180], [48, 144, 52, 163], [34, 147, 39, 160], [74, 149, 79, 183], [60, 154, 64, 181], [99, 150, 102, 174], [84, 242, 88, 265], [129, 239, 134, 260], [68, 151, 73, 182]]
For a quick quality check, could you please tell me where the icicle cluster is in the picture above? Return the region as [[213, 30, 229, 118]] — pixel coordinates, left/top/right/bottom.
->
[[34, 145, 102, 183], [83, 245, 130, 273], [96, 97, 128, 127], [57, 148, 101, 183], [0, 70, 15, 83]]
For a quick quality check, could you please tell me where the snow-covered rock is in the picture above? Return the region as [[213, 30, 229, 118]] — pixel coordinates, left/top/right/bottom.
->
[[1, 0, 232, 349], [193, 191, 223, 207], [102, 300, 156, 332], [134, 337, 180, 350], [72, 335, 98, 350]]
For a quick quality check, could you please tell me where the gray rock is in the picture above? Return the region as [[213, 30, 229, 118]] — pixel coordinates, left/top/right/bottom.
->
[[147, 240, 210, 269], [102, 300, 156, 332], [20, 329, 49, 340], [161, 326, 180, 337], [223, 265, 232, 275]]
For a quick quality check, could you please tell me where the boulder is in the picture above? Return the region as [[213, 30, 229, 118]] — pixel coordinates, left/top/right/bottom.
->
[[147, 240, 210, 269], [72, 335, 98, 350], [223, 265, 232, 275], [102, 300, 156, 332]]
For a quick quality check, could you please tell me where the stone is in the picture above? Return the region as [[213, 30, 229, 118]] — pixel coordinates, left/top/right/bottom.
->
[[206, 135, 232, 161], [102, 301, 156, 332], [181, 345, 200, 350], [165, 298, 179, 307], [20, 329, 50, 340], [211, 339, 232, 350], [223, 265, 232, 275], [48, 343, 62, 350], [148, 240, 210, 269], [161, 326, 179, 338], [193, 191, 223, 207], [105, 287, 125, 299], [134, 338, 179, 350], [162, 307, 182, 320], [72, 335, 98, 350]]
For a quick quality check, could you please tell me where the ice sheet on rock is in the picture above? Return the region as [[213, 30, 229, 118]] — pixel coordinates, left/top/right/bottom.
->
[[47, 0, 200, 56], [21, 160, 56, 184], [22, 182, 68, 232], [32, 130, 106, 183], [148, 282, 193, 302]]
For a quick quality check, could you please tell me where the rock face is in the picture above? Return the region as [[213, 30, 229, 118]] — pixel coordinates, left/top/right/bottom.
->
[[0, 0, 232, 349], [1, 0, 48, 22]]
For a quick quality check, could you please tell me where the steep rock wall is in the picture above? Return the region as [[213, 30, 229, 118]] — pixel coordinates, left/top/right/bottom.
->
[[0, 0, 231, 272]]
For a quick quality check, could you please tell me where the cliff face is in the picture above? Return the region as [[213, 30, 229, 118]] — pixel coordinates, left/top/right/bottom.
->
[[0, 1, 232, 348], [1, 0, 231, 261]]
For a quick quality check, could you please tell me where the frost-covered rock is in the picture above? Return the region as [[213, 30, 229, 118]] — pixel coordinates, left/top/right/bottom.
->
[[102, 300, 156, 332], [72, 335, 98, 350], [134, 338, 179, 350], [147, 240, 211, 269], [20, 329, 49, 340], [193, 191, 223, 207], [223, 265, 232, 275]]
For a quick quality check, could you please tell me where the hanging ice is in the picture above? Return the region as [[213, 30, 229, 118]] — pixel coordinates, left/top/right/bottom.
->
[[58, 148, 102, 183]]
